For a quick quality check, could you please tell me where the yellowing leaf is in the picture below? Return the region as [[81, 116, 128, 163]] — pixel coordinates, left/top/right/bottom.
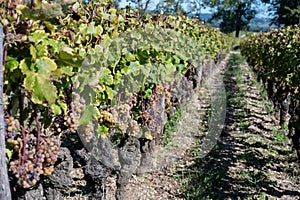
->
[[30, 45, 36, 61], [19, 59, 31, 75], [36, 44, 49, 58], [24, 73, 57, 104], [144, 131, 153, 140], [6, 149, 13, 163]]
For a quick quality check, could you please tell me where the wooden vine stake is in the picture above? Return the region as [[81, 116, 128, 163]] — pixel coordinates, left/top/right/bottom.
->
[[0, 23, 12, 200]]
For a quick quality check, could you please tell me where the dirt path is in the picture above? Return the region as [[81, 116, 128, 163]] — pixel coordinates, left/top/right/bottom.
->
[[106, 51, 300, 200]]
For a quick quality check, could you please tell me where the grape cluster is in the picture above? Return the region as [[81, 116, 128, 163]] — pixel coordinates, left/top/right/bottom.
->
[[128, 120, 140, 137], [164, 88, 172, 110], [111, 104, 140, 136], [71, 92, 86, 116], [98, 110, 116, 126], [5, 115, 21, 150], [111, 104, 131, 134], [78, 121, 95, 143], [9, 136, 60, 188], [52, 113, 78, 134], [52, 92, 86, 135]]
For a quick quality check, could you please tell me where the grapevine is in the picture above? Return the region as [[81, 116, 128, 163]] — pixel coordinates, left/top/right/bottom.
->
[[1, 0, 231, 190], [240, 25, 300, 159]]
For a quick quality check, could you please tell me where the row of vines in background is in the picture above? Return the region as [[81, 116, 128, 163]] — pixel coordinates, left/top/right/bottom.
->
[[0, 0, 231, 189], [240, 25, 300, 159]]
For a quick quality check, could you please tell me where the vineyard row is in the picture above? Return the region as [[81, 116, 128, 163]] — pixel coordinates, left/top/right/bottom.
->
[[240, 25, 300, 159]]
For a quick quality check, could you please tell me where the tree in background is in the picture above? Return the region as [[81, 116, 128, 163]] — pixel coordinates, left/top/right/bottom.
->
[[204, 0, 257, 37], [262, 0, 300, 26], [192, 0, 206, 19], [119, 0, 154, 14], [155, 0, 187, 15], [116, 0, 203, 16]]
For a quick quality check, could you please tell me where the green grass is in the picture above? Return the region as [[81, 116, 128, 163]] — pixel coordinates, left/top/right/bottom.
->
[[238, 121, 250, 130], [260, 89, 268, 100], [180, 163, 225, 199], [162, 108, 182, 146], [264, 101, 274, 114], [258, 192, 268, 200], [229, 53, 246, 67], [272, 126, 288, 145]]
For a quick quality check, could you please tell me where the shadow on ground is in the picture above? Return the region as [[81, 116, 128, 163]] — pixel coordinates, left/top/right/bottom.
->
[[177, 53, 300, 199]]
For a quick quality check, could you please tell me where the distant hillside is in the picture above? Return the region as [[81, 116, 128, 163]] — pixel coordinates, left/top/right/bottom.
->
[[198, 13, 276, 32], [199, 13, 213, 21]]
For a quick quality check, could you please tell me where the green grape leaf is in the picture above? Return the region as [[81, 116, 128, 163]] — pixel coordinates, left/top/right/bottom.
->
[[19, 59, 31, 75], [51, 104, 62, 115], [87, 22, 97, 35], [17, 5, 38, 19], [60, 66, 74, 76], [144, 88, 152, 99], [99, 68, 113, 85], [43, 21, 56, 34], [36, 57, 57, 75], [72, 2, 80, 11], [36, 44, 48, 58], [173, 55, 181, 64], [79, 48, 86, 58], [57, 100, 68, 114], [131, 32, 141, 40], [60, 45, 74, 59], [96, 25, 103, 35], [79, 23, 87, 37], [30, 45, 37, 61], [6, 57, 19, 72], [1, 18, 9, 26], [129, 61, 140, 70], [125, 51, 136, 62], [79, 105, 100, 126], [24, 73, 57, 104], [45, 39, 62, 54], [177, 64, 185, 71], [95, 125, 110, 138], [29, 30, 48, 44], [105, 86, 115, 100], [5, 148, 13, 163], [144, 131, 153, 140]]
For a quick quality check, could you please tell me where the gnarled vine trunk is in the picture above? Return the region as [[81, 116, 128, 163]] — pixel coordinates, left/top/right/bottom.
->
[[0, 23, 12, 200]]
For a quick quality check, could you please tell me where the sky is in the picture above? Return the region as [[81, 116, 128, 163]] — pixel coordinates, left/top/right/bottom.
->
[[118, 0, 272, 18], [118, 0, 212, 13]]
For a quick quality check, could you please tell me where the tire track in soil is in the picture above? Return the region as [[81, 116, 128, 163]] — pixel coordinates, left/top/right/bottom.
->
[[106, 51, 300, 200]]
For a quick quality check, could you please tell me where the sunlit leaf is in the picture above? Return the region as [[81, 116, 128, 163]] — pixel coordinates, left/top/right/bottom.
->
[[95, 125, 110, 138], [51, 104, 62, 115], [79, 105, 100, 126], [24, 73, 57, 104], [29, 30, 48, 44], [35, 57, 57, 75], [30, 45, 37, 61], [6, 57, 19, 72]]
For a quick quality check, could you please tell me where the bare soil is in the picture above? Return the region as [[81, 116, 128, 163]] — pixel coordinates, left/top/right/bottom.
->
[[105, 52, 300, 200]]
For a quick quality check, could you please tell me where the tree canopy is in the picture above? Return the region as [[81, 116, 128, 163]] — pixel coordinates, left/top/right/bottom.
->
[[204, 0, 257, 37], [262, 0, 300, 26]]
